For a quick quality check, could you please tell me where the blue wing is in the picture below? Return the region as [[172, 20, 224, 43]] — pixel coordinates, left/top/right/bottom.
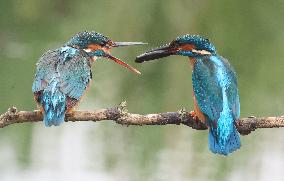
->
[[192, 55, 239, 121], [32, 47, 92, 101], [32, 47, 92, 126], [32, 49, 58, 93], [192, 55, 240, 154], [58, 48, 92, 100]]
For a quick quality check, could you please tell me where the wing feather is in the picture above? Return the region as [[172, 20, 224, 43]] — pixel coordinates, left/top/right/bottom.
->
[[32, 47, 92, 101], [192, 55, 239, 124]]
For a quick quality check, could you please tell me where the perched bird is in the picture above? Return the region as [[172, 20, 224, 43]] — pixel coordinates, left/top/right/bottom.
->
[[32, 31, 144, 127], [136, 35, 240, 155]]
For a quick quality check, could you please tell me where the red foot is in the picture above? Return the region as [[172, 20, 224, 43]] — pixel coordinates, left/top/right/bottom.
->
[[189, 111, 198, 121], [189, 111, 208, 129]]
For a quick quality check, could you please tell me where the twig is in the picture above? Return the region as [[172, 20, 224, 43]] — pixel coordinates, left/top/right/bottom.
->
[[1, 102, 284, 135]]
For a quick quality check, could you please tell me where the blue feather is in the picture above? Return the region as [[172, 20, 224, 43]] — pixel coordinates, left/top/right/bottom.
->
[[32, 31, 115, 127], [32, 47, 92, 127], [192, 55, 240, 155], [41, 80, 66, 127]]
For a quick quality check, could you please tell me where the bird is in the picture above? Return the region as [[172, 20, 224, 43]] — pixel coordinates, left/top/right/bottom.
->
[[135, 34, 240, 155], [32, 31, 144, 127]]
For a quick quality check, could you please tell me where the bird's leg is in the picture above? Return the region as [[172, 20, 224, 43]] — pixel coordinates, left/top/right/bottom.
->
[[66, 108, 75, 114], [189, 110, 208, 129], [189, 111, 198, 121], [190, 92, 199, 121]]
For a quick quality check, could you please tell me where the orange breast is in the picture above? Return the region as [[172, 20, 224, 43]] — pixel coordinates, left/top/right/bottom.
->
[[189, 57, 206, 122], [193, 94, 206, 122]]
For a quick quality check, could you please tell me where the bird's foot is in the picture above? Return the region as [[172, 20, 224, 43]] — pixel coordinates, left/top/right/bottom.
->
[[189, 111, 208, 130], [190, 110, 202, 124], [189, 111, 198, 121]]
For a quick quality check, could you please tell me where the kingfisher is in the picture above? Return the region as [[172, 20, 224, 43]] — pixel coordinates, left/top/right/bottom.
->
[[135, 35, 240, 155], [32, 31, 144, 127]]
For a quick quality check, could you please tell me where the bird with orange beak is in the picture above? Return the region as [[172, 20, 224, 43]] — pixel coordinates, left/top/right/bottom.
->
[[32, 31, 144, 127]]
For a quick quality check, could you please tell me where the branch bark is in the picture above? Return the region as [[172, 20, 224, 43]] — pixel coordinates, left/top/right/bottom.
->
[[1, 102, 284, 135]]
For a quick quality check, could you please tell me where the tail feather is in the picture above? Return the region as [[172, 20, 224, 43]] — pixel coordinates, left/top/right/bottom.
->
[[208, 108, 241, 155], [209, 125, 240, 155], [41, 82, 66, 127]]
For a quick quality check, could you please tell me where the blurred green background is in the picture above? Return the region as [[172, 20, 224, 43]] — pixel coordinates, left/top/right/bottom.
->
[[1, 0, 284, 180]]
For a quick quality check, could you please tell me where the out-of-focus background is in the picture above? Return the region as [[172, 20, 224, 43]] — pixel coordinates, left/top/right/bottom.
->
[[0, 0, 284, 180]]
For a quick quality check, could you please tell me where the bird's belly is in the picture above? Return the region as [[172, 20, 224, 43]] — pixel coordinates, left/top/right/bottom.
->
[[193, 94, 206, 122]]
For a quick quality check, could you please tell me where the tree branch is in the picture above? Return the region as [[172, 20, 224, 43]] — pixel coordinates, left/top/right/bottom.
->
[[1, 102, 284, 135]]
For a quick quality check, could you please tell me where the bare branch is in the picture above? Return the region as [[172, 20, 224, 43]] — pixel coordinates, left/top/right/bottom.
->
[[1, 102, 284, 135]]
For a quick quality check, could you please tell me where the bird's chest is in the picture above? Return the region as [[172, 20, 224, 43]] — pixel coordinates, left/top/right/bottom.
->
[[191, 58, 223, 114]]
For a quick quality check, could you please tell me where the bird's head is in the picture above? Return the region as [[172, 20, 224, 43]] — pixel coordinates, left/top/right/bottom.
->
[[66, 31, 145, 74], [135, 34, 216, 63]]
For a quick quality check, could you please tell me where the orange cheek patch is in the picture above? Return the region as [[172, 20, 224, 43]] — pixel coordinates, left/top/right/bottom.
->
[[87, 44, 110, 54], [87, 44, 102, 51], [180, 44, 195, 51]]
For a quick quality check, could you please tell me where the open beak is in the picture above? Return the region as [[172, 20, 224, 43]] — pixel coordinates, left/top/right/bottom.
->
[[104, 41, 146, 74], [87, 41, 146, 74], [135, 43, 178, 63], [104, 53, 141, 75], [113, 42, 147, 47]]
